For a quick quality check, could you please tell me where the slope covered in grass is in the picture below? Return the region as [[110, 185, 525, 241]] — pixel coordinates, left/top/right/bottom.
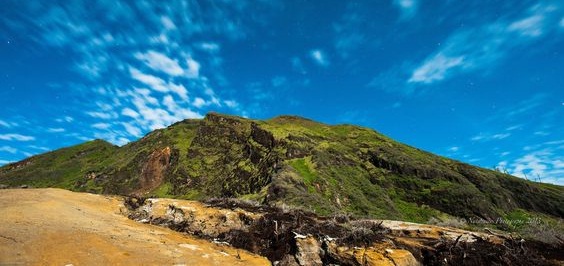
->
[[1, 113, 562, 226]]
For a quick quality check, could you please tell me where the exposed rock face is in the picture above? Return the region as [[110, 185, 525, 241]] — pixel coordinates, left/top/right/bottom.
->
[[177, 114, 280, 197], [294, 237, 323, 265], [324, 242, 421, 266], [135, 146, 172, 195], [125, 197, 261, 238]]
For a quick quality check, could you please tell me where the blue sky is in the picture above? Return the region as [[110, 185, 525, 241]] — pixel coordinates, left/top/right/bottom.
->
[[1, 0, 563, 184]]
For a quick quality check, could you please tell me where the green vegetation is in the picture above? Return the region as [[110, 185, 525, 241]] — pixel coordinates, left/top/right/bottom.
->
[[1, 112, 563, 233], [393, 199, 442, 223], [0, 139, 117, 191], [150, 182, 173, 198], [288, 157, 318, 193]]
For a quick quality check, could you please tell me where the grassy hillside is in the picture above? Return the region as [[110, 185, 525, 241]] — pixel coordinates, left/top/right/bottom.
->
[[0, 140, 117, 189], [1, 112, 562, 226]]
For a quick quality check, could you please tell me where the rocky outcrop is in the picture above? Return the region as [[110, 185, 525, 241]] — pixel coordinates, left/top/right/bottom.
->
[[324, 242, 421, 266], [177, 114, 280, 197], [135, 146, 172, 195], [123, 196, 561, 266], [124, 197, 262, 238]]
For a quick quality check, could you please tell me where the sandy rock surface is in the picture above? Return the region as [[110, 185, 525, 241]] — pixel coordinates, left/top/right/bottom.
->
[[0, 188, 269, 266]]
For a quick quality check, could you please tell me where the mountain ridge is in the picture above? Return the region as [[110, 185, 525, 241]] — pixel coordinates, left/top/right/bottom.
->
[[1, 112, 562, 226]]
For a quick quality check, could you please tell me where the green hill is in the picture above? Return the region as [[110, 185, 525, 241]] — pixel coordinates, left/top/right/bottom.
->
[[1, 112, 562, 224]]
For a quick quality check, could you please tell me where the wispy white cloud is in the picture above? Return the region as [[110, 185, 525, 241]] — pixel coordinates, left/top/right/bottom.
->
[[185, 57, 201, 79], [162, 95, 178, 113], [129, 68, 190, 100], [310, 49, 329, 66], [92, 123, 111, 130], [0, 134, 35, 141], [505, 125, 522, 131], [121, 108, 140, 119], [28, 145, 50, 151], [133, 88, 159, 105], [133, 49, 199, 82], [86, 111, 117, 120], [471, 132, 511, 142], [47, 128, 65, 133], [160, 16, 176, 31], [224, 100, 238, 108], [96, 101, 116, 112], [509, 148, 564, 185], [534, 131, 549, 136], [0, 119, 18, 128], [512, 152, 547, 179], [0, 146, 18, 154], [393, 0, 419, 20], [129, 68, 168, 93], [93, 131, 130, 146], [122, 123, 142, 137], [492, 133, 511, 140], [544, 140, 564, 146], [198, 42, 220, 53], [448, 146, 460, 152], [408, 54, 464, 84], [55, 116, 74, 123], [192, 97, 207, 108], [204, 88, 222, 106], [406, 3, 563, 85], [76, 60, 105, 78], [169, 83, 189, 100], [508, 14, 545, 37], [121, 90, 202, 131], [487, 138, 564, 184], [135, 50, 184, 76]]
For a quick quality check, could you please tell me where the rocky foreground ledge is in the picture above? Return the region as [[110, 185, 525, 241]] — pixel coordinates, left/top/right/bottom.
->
[[0, 189, 561, 266], [124, 196, 562, 266]]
